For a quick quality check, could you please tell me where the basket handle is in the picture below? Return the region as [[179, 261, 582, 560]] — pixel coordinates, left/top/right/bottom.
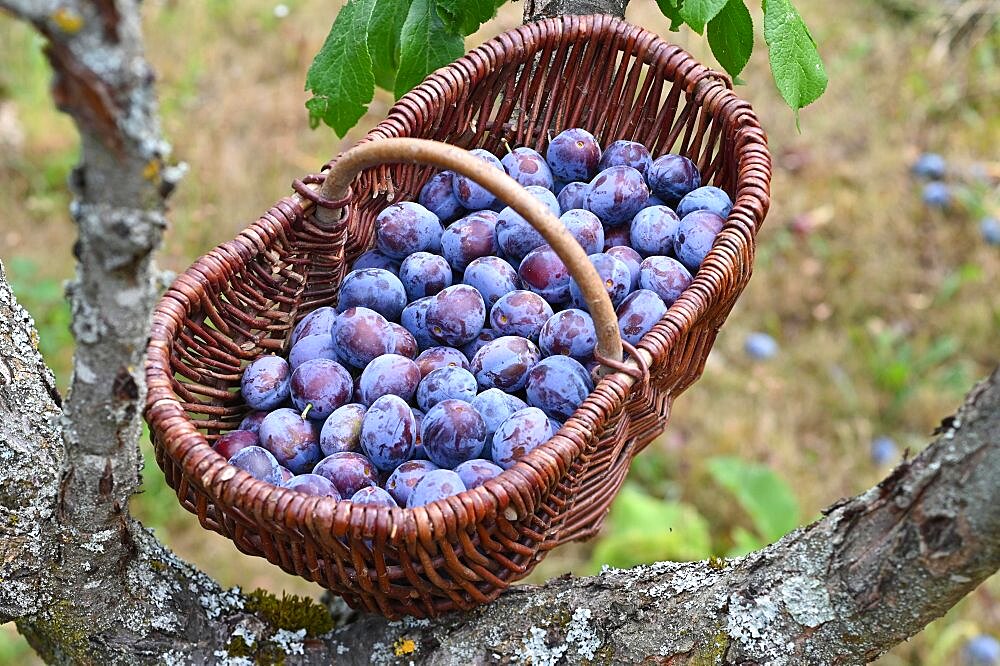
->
[[318, 137, 625, 369]]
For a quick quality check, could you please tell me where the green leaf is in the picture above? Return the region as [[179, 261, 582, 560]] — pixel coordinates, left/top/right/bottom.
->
[[588, 485, 713, 572], [679, 0, 729, 34], [707, 456, 800, 543], [762, 0, 828, 121], [368, 0, 411, 90], [655, 0, 685, 31], [304, 0, 378, 137], [394, 0, 465, 98], [707, 0, 753, 79], [726, 526, 764, 557], [436, 0, 504, 36]]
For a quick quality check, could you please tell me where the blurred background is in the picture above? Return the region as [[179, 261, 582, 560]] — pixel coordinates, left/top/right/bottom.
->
[[1, 0, 998, 663]]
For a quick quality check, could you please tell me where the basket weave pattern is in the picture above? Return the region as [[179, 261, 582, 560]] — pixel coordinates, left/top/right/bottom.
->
[[145, 14, 770, 618]]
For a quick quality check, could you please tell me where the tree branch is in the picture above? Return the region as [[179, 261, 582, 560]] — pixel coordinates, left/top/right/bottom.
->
[[523, 0, 630, 23], [1, 1, 998, 664]]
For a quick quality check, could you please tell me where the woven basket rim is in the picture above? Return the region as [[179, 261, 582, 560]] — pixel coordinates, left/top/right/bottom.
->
[[145, 14, 770, 550]]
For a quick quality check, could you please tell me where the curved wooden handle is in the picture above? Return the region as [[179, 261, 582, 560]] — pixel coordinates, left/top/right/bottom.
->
[[320, 137, 624, 369]]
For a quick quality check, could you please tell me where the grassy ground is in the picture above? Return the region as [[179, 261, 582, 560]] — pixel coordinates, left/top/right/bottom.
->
[[1, 0, 997, 663]]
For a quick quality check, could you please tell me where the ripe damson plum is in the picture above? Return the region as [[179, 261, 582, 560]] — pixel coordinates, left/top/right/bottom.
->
[[421, 400, 487, 469], [313, 452, 379, 497], [471, 388, 529, 441], [258, 408, 322, 474], [455, 459, 503, 489], [407, 469, 467, 507], [277, 467, 294, 483], [598, 140, 652, 175], [674, 210, 725, 272], [350, 486, 398, 507], [415, 346, 470, 377], [290, 307, 337, 347], [238, 410, 268, 434], [460, 328, 499, 360], [228, 446, 285, 484], [399, 252, 453, 301], [539, 309, 597, 362], [616, 289, 667, 345], [241, 355, 290, 410], [281, 473, 341, 499], [518, 244, 571, 304], [559, 209, 604, 255], [525, 356, 594, 421], [385, 459, 439, 506], [452, 149, 504, 210], [358, 354, 421, 405], [675, 185, 733, 219], [630, 206, 681, 257], [603, 224, 630, 250], [426, 285, 486, 346], [289, 358, 352, 421], [288, 334, 338, 370], [214, 430, 258, 460], [375, 201, 443, 259], [569, 253, 631, 309], [491, 407, 552, 470], [359, 395, 416, 472], [495, 185, 560, 261], [463, 257, 520, 310], [419, 171, 466, 223], [647, 154, 701, 205], [400, 297, 436, 351], [333, 307, 394, 369], [319, 403, 366, 456], [416, 366, 478, 411], [337, 268, 407, 321], [501, 146, 554, 190], [638, 256, 693, 306], [470, 335, 541, 392], [352, 249, 401, 273], [586, 166, 649, 226], [440, 211, 499, 272], [411, 408, 428, 460], [387, 323, 418, 358], [546, 128, 602, 182], [489, 290, 553, 341], [646, 194, 666, 207], [556, 182, 589, 212], [606, 245, 642, 291]]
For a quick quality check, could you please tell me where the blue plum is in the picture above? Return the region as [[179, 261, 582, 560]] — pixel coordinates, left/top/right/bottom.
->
[[471, 388, 529, 442], [337, 268, 407, 321], [258, 408, 322, 474], [463, 256, 520, 310], [358, 354, 421, 405], [419, 170, 466, 223], [454, 459, 503, 489], [350, 485, 398, 507], [288, 334, 338, 370], [290, 307, 337, 347], [495, 185, 560, 261], [616, 289, 667, 346], [440, 211, 499, 272], [556, 181, 589, 212], [333, 307, 394, 369], [539, 309, 597, 362], [352, 249, 401, 273], [407, 469, 467, 507], [489, 290, 553, 341], [214, 430, 258, 461], [922, 181, 951, 208], [238, 410, 268, 434], [518, 244, 571, 304], [647, 154, 701, 205], [281, 473, 342, 499], [241, 356, 291, 411], [398, 252, 453, 301], [228, 446, 285, 484], [385, 459, 440, 506], [674, 210, 725, 272], [415, 346, 470, 377], [630, 205, 680, 257], [744, 332, 779, 361], [911, 153, 946, 180], [586, 166, 649, 226], [546, 128, 602, 182], [470, 335, 542, 392], [359, 395, 416, 472], [559, 209, 604, 256], [427, 284, 486, 346], [605, 245, 642, 291], [400, 297, 436, 351], [569, 253, 632, 309], [460, 328, 500, 360], [491, 407, 553, 470], [416, 366, 478, 411], [375, 201, 443, 259], [319, 403, 366, 456], [501, 146, 554, 190], [421, 399, 487, 469], [289, 358, 353, 421], [387, 323, 418, 359], [525, 356, 594, 421], [638, 256, 693, 306], [313, 451, 379, 497], [598, 140, 652, 175], [452, 149, 505, 209], [675, 185, 733, 219]]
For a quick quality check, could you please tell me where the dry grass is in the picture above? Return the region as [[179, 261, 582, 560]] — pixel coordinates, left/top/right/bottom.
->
[[0, 0, 997, 662]]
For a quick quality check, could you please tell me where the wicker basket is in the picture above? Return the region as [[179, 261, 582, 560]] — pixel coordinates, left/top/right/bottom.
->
[[144, 14, 770, 619]]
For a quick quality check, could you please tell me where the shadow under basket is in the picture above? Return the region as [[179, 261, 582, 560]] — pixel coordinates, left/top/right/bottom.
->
[[144, 14, 771, 619]]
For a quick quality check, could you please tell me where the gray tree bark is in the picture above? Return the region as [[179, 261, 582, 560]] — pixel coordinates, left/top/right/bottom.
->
[[0, 1, 997, 665], [523, 0, 630, 22]]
